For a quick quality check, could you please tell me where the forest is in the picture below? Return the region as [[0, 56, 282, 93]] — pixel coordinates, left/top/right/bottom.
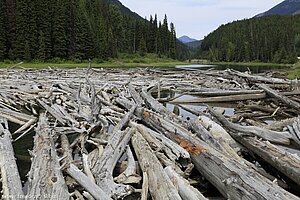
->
[[0, 0, 187, 62], [200, 15, 300, 63]]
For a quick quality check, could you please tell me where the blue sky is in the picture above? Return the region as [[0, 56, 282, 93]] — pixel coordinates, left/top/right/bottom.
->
[[120, 0, 283, 40]]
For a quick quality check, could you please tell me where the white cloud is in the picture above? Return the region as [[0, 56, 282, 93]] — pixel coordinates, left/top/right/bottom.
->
[[120, 0, 283, 39]]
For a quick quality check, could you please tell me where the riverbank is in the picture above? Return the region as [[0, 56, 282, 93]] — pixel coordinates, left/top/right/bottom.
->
[[288, 61, 300, 79]]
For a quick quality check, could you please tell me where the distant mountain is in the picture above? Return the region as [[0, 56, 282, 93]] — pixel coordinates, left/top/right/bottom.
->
[[178, 36, 197, 44], [185, 40, 202, 50], [256, 0, 300, 17]]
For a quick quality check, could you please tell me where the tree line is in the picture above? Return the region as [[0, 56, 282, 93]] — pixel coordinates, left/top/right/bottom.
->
[[200, 15, 300, 63], [0, 0, 184, 62]]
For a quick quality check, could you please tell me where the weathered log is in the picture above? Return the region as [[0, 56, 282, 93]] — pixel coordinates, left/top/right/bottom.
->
[[198, 115, 242, 153], [109, 114, 190, 161], [141, 86, 178, 120], [114, 145, 142, 184], [0, 119, 24, 200], [171, 93, 266, 104], [227, 69, 291, 84], [131, 130, 182, 200], [128, 84, 144, 106], [37, 99, 67, 125], [91, 124, 135, 199], [0, 107, 36, 125], [209, 107, 291, 145], [234, 135, 300, 186], [26, 115, 69, 200], [141, 172, 149, 200], [136, 124, 190, 160], [12, 118, 37, 136], [188, 118, 242, 161], [67, 164, 112, 200], [244, 104, 289, 118], [60, 134, 112, 200], [264, 117, 300, 131], [288, 120, 300, 146], [136, 109, 299, 199], [257, 84, 300, 112], [175, 88, 265, 97], [164, 166, 208, 200], [196, 116, 290, 189]]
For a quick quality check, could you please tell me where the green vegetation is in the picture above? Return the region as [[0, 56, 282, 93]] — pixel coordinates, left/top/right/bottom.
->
[[199, 15, 300, 64], [0, 0, 188, 63], [288, 61, 300, 79], [0, 53, 186, 69]]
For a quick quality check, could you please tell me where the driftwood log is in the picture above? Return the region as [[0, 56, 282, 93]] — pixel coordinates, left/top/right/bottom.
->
[[0, 67, 300, 199], [26, 115, 69, 200], [0, 119, 24, 200]]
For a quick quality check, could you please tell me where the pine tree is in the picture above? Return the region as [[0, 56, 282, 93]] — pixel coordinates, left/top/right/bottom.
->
[[146, 15, 156, 53], [139, 36, 147, 56], [169, 22, 176, 58], [109, 5, 124, 52], [106, 27, 117, 58], [74, 0, 95, 60], [37, 31, 46, 60], [52, 0, 68, 58], [1, 0, 185, 61], [0, 0, 6, 60], [36, 0, 52, 59], [162, 14, 169, 54], [15, 0, 29, 59], [26, 0, 38, 59], [5, 0, 17, 59], [24, 40, 31, 61]]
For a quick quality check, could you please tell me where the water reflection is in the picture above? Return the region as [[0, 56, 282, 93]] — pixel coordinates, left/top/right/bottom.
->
[[159, 90, 236, 120]]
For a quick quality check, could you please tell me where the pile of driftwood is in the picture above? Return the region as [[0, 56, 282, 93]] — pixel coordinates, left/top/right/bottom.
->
[[0, 66, 300, 200]]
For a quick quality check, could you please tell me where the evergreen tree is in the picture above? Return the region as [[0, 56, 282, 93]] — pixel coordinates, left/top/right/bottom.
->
[[169, 22, 176, 58], [15, 0, 28, 59], [0, 0, 185, 61], [37, 31, 46, 60], [201, 15, 300, 63], [26, 0, 38, 58], [24, 40, 31, 61], [0, 0, 6, 60], [36, 0, 52, 60], [5, 0, 17, 59], [74, 0, 95, 60], [139, 36, 147, 56], [52, 0, 68, 58], [109, 4, 124, 51]]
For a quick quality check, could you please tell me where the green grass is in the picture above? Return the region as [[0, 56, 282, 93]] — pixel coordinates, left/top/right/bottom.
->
[[0, 53, 186, 69], [288, 61, 300, 79]]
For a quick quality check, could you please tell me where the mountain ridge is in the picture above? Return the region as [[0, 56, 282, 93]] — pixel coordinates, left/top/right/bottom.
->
[[256, 0, 300, 17], [178, 35, 197, 44]]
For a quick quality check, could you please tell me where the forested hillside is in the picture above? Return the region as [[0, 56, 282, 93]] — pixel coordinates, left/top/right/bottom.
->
[[201, 15, 300, 63], [0, 0, 182, 61]]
